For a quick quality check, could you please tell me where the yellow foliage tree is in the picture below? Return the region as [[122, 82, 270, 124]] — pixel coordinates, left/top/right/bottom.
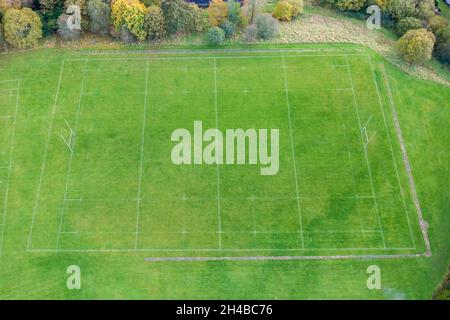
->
[[396, 28, 435, 64], [112, 0, 148, 41], [207, 0, 228, 27]]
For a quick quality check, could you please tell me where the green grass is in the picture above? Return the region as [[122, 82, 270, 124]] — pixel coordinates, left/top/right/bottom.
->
[[0, 45, 448, 299]]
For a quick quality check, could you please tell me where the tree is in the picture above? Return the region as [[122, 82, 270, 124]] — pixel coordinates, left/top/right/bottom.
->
[[434, 26, 450, 64], [207, 0, 228, 27], [384, 0, 435, 21], [227, 0, 242, 25], [161, 0, 204, 34], [255, 13, 279, 40], [428, 17, 450, 65], [242, 0, 266, 25], [3, 8, 43, 48], [206, 26, 225, 45], [37, 0, 65, 35], [112, 0, 147, 41], [428, 16, 448, 35], [395, 17, 422, 36], [0, 24, 4, 49], [336, 0, 366, 12], [87, 0, 111, 35], [144, 5, 165, 40], [273, 1, 293, 22], [57, 13, 81, 40], [288, 0, 304, 18], [396, 28, 435, 64]]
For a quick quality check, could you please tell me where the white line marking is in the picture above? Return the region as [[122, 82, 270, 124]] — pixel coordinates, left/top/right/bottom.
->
[[0, 115, 15, 119], [345, 55, 386, 248], [369, 58, 416, 249], [144, 253, 425, 262], [135, 61, 150, 250], [0, 80, 20, 257], [213, 58, 222, 250], [56, 60, 88, 249], [380, 64, 430, 255], [282, 56, 305, 249], [63, 53, 370, 62], [27, 246, 417, 253], [27, 61, 65, 250]]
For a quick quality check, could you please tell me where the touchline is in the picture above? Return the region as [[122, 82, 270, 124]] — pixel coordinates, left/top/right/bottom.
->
[[171, 121, 280, 176]]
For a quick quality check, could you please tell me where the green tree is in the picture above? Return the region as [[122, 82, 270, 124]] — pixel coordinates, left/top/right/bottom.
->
[[220, 20, 235, 38], [161, 0, 204, 34], [384, 0, 435, 21], [87, 0, 111, 35], [227, 0, 243, 25], [37, 0, 65, 35], [336, 0, 366, 11], [144, 5, 165, 40], [3, 7, 43, 48], [434, 26, 450, 64], [396, 28, 435, 64]]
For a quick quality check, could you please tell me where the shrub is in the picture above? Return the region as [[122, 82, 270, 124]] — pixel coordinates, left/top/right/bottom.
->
[[57, 13, 81, 40], [255, 13, 279, 40], [161, 0, 204, 34], [395, 17, 422, 36], [112, 0, 147, 41], [244, 23, 258, 42], [64, 0, 89, 31], [119, 25, 136, 43], [206, 26, 225, 45], [3, 8, 43, 48], [37, 0, 65, 35], [288, 0, 304, 18], [207, 0, 228, 26], [428, 16, 448, 35], [273, 1, 293, 22], [87, 0, 110, 35], [336, 0, 366, 12], [144, 5, 165, 40], [220, 20, 235, 38], [396, 28, 435, 64]]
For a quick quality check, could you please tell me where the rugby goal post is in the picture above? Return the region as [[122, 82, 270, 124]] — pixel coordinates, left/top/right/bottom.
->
[[361, 114, 376, 149], [61, 119, 76, 153]]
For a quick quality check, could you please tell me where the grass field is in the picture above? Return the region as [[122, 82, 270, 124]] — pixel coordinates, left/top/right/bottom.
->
[[0, 45, 448, 299]]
